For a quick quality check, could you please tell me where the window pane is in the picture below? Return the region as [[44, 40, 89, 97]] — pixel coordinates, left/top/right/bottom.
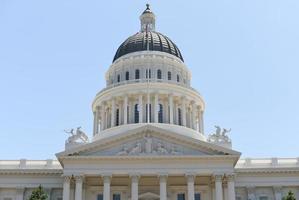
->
[[177, 193, 185, 200], [97, 194, 103, 200], [195, 193, 201, 200], [113, 194, 121, 200]]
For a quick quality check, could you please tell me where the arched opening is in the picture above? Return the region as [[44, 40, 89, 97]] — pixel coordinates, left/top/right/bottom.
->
[[135, 69, 140, 79], [178, 108, 182, 126], [134, 104, 139, 123], [168, 71, 171, 80], [177, 74, 180, 82], [158, 104, 163, 123], [117, 74, 120, 82], [157, 69, 162, 79], [125, 71, 129, 80], [116, 109, 120, 126]]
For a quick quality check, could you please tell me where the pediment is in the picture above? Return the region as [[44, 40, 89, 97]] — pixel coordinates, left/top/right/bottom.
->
[[56, 124, 240, 159]]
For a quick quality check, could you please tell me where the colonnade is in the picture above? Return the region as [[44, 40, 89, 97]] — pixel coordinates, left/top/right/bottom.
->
[[93, 93, 204, 135], [62, 174, 235, 200]]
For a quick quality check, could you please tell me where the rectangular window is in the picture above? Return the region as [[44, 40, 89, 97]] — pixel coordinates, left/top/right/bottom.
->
[[97, 194, 103, 200], [113, 194, 121, 200], [195, 193, 201, 200], [177, 193, 185, 200]]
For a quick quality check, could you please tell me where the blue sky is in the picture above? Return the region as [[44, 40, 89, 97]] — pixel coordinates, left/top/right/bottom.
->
[[0, 0, 299, 159]]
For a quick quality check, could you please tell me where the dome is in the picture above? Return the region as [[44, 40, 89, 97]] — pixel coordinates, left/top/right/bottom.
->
[[113, 31, 184, 62]]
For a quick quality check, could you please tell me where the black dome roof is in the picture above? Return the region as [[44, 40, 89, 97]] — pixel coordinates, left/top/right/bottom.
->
[[113, 31, 184, 62]]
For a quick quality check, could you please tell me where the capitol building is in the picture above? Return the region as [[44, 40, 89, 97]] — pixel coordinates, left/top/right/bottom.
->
[[1, 5, 299, 200]]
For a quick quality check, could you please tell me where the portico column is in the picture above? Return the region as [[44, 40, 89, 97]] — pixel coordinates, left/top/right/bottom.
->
[[247, 187, 256, 200], [63, 176, 71, 200], [182, 98, 186, 126], [186, 174, 195, 200], [124, 95, 128, 124], [111, 98, 116, 127], [16, 187, 24, 200], [103, 176, 111, 200], [169, 94, 174, 124], [131, 175, 139, 200], [215, 175, 223, 200], [273, 186, 282, 200], [138, 94, 143, 123], [159, 175, 167, 200], [227, 174, 235, 200], [75, 176, 83, 200], [154, 94, 159, 123]]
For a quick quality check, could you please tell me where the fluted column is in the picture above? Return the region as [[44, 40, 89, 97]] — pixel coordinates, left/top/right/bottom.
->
[[159, 175, 167, 200], [131, 175, 139, 200], [154, 94, 159, 123], [227, 174, 235, 200], [16, 187, 24, 200], [274, 186, 282, 200], [182, 98, 187, 126], [186, 174, 195, 200], [103, 176, 111, 200], [247, 187, 256, 200], [75, 176, 83, 200], [93, 111, 97, 136], [199, 109, 204, 134], [192, 103, 197, 130], [214, 175, 223, 200], [138, 94, 143, 123], [123, 96, 128, 125], [111, 98, 116, 127], [63, 176, 71, 200], [169, 94, 174, 124], [101, 104, 106, 130]]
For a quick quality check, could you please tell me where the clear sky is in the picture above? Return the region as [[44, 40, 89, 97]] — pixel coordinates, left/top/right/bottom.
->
[[0, 0, 299, 159]]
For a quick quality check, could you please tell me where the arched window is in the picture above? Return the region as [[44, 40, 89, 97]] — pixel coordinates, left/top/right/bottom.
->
[[157, 69, 162, 79], [178, 108, 182, 126], [134, 104, 139, 123], [117, 74, 120, 82], [116, 109, 120, 126], [168, 71, 172, 80], [135, 69, 140, 79], [146, 69, 151, 79], [146, 104, 152, 122], [125, 71, 129, 80], [177, 74, 180, 82], [158, 104, 163, 123]]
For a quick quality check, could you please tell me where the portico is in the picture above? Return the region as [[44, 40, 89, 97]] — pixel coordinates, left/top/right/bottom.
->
[[62, 173, 236, 200]]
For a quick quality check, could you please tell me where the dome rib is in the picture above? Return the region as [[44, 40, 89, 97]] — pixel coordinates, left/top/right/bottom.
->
[[113, 31, 184, 62]]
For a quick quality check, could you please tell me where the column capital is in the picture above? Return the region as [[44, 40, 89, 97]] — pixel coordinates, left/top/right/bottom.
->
[[213, 173, 224, 181], [273, 186, 282, 193], [158, 173, 168, 182], [75, 175, 84, 183], [130, 173, 140, 182], [63, 176, 72, 183], [185, 173, 196, 182], [226, 173, 235, 182], [102, 174, 112, 183]]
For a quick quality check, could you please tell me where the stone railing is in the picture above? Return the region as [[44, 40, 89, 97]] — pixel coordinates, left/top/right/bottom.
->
[[0, 159, 62, 169], [236, 158, 299, 168]]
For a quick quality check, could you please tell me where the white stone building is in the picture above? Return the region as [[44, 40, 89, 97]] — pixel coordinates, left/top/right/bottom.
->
[[1, 5, 299, 200]]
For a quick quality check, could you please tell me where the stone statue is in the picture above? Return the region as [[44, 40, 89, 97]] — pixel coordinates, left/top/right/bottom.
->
[[117, 145, 129, 156], [144, 135, 153, 153], [222, 128, 231, 136], [65, 127, 89, 144], [129, 143, 142, 155], [156, 143, 168, 154], [214, 125, 221, 136]]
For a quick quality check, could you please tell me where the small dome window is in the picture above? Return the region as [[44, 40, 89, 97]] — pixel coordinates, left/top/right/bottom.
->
[[168, 71, 172, 80], [135, 69, 140, 79], [125, 71, 129, 80], [177, 75, 180, 82], [157, 69, 162, 79]]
